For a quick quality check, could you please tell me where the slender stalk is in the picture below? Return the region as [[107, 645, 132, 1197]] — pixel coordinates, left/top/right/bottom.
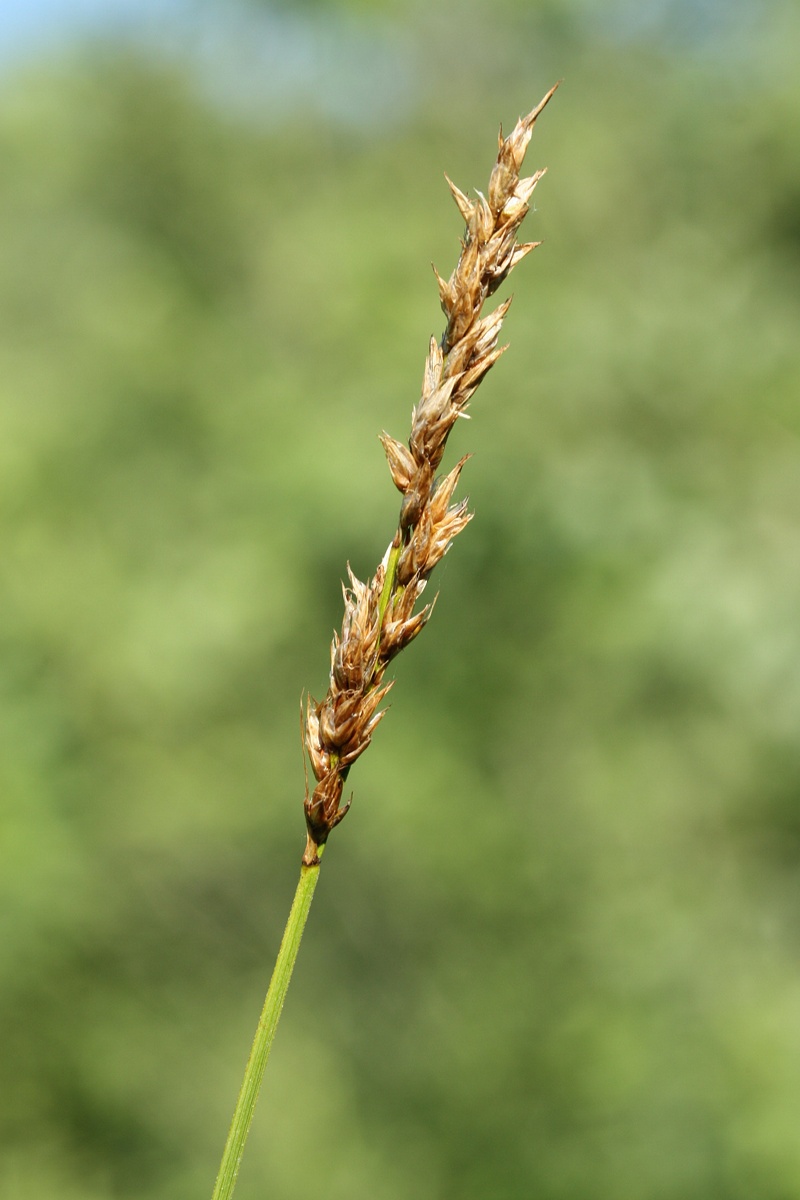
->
[[211, 852, 323, 1200]]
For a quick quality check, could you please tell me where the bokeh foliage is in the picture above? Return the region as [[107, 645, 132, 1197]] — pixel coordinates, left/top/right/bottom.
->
[[1, 3, 800, 1197]]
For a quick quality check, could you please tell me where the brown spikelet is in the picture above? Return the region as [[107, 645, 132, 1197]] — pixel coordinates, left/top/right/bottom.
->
[[302, 84, 558, 866]]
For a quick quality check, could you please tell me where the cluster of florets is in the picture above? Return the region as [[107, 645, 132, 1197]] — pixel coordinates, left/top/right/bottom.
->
[[302, 86, 557, 865]]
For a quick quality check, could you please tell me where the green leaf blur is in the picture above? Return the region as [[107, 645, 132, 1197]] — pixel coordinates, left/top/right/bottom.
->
[[2, 4, 800, 1198]]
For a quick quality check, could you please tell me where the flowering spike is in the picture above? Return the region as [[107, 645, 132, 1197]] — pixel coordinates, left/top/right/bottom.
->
[[302, 86, 556, 863]]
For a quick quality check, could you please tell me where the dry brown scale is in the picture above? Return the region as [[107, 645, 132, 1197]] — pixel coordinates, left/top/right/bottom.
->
[[302, 83, 558, 866]]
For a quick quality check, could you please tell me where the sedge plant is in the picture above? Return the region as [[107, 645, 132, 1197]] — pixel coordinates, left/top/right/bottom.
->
[[212, 83, 558, 1200]]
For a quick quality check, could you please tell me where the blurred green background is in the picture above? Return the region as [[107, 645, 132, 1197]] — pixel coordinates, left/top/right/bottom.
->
[[2, 1, 800, 1196]]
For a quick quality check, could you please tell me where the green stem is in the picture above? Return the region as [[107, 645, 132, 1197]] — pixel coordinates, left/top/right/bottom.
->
[[377, 538, 402, 630], [212, 851, 324, 1200]]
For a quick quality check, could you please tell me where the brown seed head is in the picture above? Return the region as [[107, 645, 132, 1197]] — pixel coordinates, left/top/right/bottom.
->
[[302, 84, 557, 865]]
